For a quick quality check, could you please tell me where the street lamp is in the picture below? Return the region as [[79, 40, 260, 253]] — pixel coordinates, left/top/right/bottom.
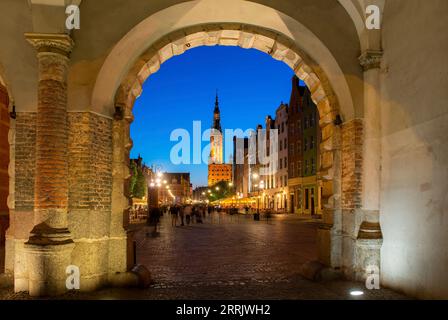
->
[[149, 171, 165, 207]]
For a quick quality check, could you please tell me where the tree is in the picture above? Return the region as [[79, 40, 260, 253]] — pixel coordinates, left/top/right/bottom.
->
[[129, 161, 138, 197], [134, 168, 147, 199], [208, 180, 235, 201], [129, 160, 147, 199]]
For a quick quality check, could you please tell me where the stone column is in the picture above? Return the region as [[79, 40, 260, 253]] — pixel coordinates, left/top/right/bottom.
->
[[354, 50, 384, 280], [317, 120, 343, 269], [24, 33, 75, 296]]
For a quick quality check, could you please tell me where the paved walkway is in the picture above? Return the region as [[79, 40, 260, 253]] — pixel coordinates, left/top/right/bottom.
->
[[136, 212, 318, 286], [0, 212, 409, 299]]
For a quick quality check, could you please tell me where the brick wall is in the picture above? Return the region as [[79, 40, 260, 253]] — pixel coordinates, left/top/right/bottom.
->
[[15, 113, 36, 212], [341, 119, 363, 210], [68, 112, 112, 212]]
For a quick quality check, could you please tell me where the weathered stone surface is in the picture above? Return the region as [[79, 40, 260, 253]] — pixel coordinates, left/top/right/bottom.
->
[[14, 113, 36, 212], [341, 120, 363, 210]]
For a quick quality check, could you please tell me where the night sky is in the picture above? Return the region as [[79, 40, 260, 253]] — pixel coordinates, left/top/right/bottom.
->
[[130, 46, 295, 187]]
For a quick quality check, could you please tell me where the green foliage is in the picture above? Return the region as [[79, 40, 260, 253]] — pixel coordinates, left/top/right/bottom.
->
[[207, 180, 235, 201], [129, 161, 138, 197], [134, 168, 147, 198], [129, 161, 147, 199]]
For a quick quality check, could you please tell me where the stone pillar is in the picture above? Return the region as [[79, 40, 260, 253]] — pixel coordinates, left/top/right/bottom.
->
[[354, 50, 384, 280], [110, 102, 132, 275], [23, 33, 75, 296], [317, 119, 343, 268]]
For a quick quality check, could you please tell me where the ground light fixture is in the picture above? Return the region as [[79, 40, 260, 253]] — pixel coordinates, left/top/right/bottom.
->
[[350, 290, 364, 296]]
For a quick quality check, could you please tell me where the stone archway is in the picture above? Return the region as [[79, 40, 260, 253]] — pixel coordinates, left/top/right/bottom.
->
[[111, 24, 344, 271], [5, 0, 381, 296]]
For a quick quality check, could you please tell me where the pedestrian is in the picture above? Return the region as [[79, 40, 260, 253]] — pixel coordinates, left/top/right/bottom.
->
[[170, 205, 178, 227], [148, 206, 161, 234], [184, 205, 192, 225], [191, 206, 195, 224], [266, 209, 272, 223], [179, 205, 185, 226], [207, 206, 212, 215]]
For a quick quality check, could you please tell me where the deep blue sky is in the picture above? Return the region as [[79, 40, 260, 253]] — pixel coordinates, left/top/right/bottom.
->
[[130, 46, 295, 187]]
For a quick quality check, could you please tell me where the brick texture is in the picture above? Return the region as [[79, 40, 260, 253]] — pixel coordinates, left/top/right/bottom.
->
[[15, 113, 36, 211], [68, 112, 112, 212], [341, 119, 363, 209], [35, 78, 68, 210]]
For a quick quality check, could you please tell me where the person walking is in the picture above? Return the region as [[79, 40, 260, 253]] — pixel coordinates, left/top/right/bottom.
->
[[170, 205, 178, 227], [148, 206, 161, 234], [184, 204, 192, 225], [179, 205, 185, 226]]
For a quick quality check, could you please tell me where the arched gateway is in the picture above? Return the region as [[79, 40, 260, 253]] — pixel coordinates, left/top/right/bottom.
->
[[3, 0, 385, 296]]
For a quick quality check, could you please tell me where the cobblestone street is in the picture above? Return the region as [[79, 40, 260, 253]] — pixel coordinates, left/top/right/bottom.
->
[[136, 212, 318, 286], [0, 212, 409, 300]]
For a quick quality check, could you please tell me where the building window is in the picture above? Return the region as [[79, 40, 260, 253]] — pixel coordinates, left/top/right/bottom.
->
[[280, 160, 283, 170], [304, 138, 307, 151], [284, 157, 287, 169], [290, 144, 294, 155], [310, 136, 314, 149], [305, 160, 308, 174], [311, 158, 315, 173], [279, 140, 283, 151], [291, 162, 294, 177], [281, 122, 284, 133], [304, 116, 308, 129]]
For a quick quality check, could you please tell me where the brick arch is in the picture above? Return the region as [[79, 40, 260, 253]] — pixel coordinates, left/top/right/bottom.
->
[[113, 24, 343, 268], [118, 25, 337, 119]]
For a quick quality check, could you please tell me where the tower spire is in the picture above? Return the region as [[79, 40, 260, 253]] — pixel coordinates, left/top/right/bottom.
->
[[212, 90, 222, 132], [215, 89, 219, 111]]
